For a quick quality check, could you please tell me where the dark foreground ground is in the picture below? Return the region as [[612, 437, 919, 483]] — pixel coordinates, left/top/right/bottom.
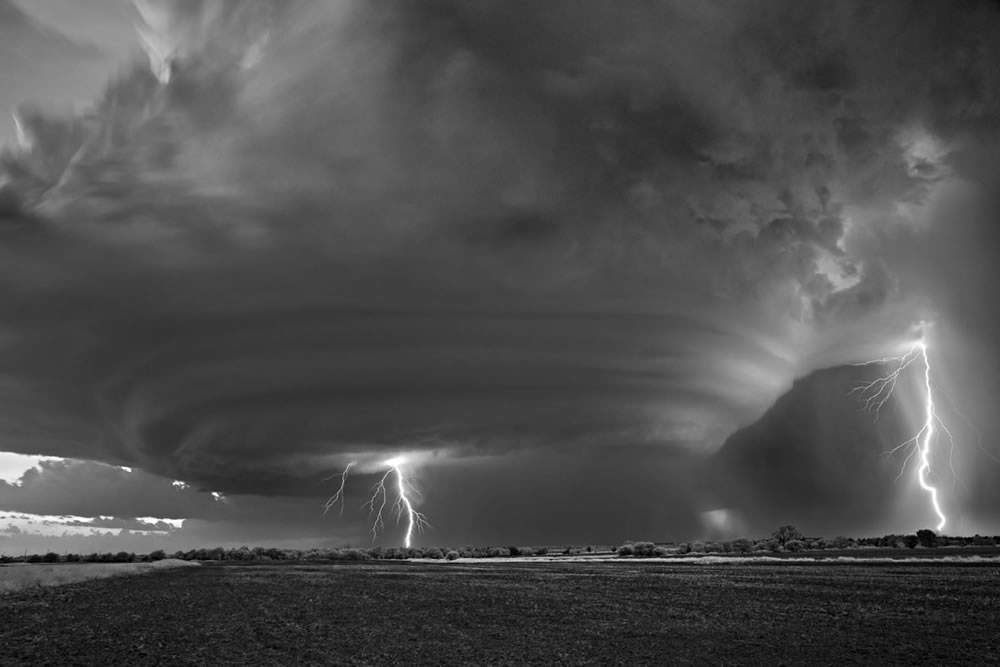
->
[[1, 560, 998, 665]]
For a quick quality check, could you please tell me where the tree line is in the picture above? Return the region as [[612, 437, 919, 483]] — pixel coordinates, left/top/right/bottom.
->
[[3, 526, 999, 564]]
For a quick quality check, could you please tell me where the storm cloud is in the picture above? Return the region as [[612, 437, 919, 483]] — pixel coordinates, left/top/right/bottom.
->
[[0, 0, 998, 544]]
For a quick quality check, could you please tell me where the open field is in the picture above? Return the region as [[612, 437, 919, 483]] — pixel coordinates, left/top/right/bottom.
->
[[0, 560, 199, 595], [1, 560, 998, 665]]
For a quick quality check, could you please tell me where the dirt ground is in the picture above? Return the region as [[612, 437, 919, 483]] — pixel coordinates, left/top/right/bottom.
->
[[0, 560, 199, 594], [1, 560, 998, 665]]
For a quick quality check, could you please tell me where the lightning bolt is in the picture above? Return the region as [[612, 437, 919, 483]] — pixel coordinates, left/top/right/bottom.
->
[[324, 456, 430, 548], [322, 461, 355, 517], [851, 324, 949, 531]]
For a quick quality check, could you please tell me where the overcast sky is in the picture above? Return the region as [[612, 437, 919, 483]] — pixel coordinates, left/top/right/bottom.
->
[[1, 0, 999, 554]]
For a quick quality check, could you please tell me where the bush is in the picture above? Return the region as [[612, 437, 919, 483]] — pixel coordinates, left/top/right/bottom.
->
[[773, 525, 804, 545], [829, 536, 854, 549], [916, 529, 938, 548], [149, 550, 166, 561], [445, 550, 460, 561], [784, 539, 806, 553], [617, 543, 635, 557], [65, 553, 82, 563], [653, 546, 670, 558], [676, 542, 691, 554], [903, 534, 919, 549], [690, 541, 706, 553], [631, 542, 656, 557], [42, 552, 60, 563], [534, 547, 548, 556], [507, 546, 521, 557], [424, 547, 444, 559], [26, 553, 43, 563]]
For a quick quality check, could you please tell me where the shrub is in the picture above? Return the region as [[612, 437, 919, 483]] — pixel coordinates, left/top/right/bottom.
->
[[784, 539, 806, 552], [903, 534, 919, 549], [149, 550, 166, 561], [632, 542, 656, 557], [424, 547, 444, 559], [617, 543, 635, 557], [916, 529, 938, 548], [676, 542, 691, 554], [653, 546, 670, 558], [26, 553, 42, 563], [507, 546, 521, 557], [445, 550, 460, 561], [42, 552, 60, 563], [65, 553, 82, 563], [690, 541, 706, 553], [829, 536, 854, 549], [534, 547, 548, 556]]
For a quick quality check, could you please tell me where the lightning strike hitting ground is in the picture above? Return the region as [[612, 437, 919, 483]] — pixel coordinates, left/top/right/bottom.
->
[[324, 457, 430, 548], [851, 325, 949, 531]]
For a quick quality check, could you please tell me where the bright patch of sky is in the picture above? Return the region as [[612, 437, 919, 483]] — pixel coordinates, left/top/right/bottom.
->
[[0, 452, 62, 484]]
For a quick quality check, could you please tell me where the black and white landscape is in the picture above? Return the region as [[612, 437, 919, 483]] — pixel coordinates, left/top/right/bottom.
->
[[1, 1, 999, 664]]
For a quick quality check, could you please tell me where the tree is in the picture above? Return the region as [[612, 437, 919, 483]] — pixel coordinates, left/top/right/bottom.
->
[[916, 529, 938, 548], [730, 538, 755, 553], [149, 549, 166, 561], [903, 534, 919, 549], [772, 525, 804, 545]]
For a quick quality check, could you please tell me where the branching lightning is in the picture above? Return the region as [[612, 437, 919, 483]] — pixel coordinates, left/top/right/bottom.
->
[[323, 456, 429, 548], [851, 323, 950, 531], [322, 461, 355, 517]]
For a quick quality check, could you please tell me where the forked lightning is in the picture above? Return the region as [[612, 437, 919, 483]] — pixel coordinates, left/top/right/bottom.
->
[[851, 322, 950, 531], [324, 456, 429, 548]]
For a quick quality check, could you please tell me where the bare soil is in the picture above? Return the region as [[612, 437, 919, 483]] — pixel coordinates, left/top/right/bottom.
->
[[1, 560, 998, 665]]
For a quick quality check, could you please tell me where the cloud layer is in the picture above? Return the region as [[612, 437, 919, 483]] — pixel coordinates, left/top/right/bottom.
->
[[1, 0, 999, 542]]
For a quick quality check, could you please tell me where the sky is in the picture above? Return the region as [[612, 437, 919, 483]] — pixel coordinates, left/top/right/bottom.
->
[[1, 0, 999, 554]]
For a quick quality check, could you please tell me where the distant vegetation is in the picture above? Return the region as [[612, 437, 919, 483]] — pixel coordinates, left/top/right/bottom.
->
[[0, 544, 596, 564], [2, 526, 999, 564], [622, 525, 1000, 558]]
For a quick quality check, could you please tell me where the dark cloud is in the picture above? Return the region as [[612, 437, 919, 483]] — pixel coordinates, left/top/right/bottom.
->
[[0, 0, 998, 543], [0, 460, 221, 519]]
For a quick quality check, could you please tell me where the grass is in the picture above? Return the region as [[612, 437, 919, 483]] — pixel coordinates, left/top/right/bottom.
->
[[0, 559, 199, 594], [0, 559, 998, 664]]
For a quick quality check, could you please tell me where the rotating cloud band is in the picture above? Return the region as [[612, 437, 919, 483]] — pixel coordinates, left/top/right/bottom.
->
[[324, 457, 430, 548]]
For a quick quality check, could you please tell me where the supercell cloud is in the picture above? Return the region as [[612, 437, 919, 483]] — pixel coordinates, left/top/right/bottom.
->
[[0, 0, 999, 544]]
